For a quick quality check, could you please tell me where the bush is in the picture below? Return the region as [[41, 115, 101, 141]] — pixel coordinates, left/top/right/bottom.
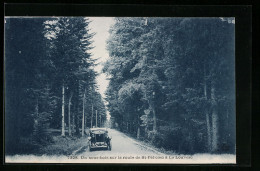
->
[[148, 126, 183, 152]]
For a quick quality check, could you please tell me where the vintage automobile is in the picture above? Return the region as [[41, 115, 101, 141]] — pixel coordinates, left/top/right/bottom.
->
[[88, 128, 112, 151]]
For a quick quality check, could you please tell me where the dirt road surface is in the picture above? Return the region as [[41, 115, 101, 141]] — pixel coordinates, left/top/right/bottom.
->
[[5, 129, 236, 164], [74, 128, 164, 157]]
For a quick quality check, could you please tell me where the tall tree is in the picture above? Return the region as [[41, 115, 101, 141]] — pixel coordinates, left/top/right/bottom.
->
[[105, 17, 235, 153], [5, 17, 51, 154], [44, 17, 97, 136]]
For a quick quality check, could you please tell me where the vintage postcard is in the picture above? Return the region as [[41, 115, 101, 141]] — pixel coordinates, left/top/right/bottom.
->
[[4, 17, 236, 164]]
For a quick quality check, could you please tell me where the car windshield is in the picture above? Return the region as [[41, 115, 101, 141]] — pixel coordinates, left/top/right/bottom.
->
[[90, 128, 107, 134], [95, 134, 105, 142]]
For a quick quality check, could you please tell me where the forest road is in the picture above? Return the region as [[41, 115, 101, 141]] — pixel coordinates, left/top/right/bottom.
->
[[76, 129, 165, 157]]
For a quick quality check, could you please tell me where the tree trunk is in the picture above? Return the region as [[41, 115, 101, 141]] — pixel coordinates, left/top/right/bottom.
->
[[137, 127, 140, 139], [68, 92, 73, 136], [61, 83, 65, 137], [76, 107, 80, 135], [212, 107, 218, 151], [36, 98, 39, 117], [85, 112, 87, 129], [99, 115, 101, 127], [211, 82, 218, 152], [206, 110, 211, 151], [91, 104, 93, 128], [72, 109, 75, 135], [137, 113, 140, 139], [96, 110, 98, 128], [152, 103, 157, 132], [81, 89, 86, 137], [33, 98, 39, 136], [75, 80, 80, 135], [204, 63, 212, 152]]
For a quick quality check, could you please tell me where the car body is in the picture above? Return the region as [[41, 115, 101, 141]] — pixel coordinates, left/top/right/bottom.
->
[[88, 128, 112, 151]]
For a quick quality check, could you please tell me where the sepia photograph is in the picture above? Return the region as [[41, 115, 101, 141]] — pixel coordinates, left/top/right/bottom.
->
[[4, 17, 236, 164]]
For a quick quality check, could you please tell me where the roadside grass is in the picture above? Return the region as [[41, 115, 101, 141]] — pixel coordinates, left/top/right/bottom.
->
[[118, 129, 178, 155], [37, 129, 90, 156], [119, 129, 235, 156]]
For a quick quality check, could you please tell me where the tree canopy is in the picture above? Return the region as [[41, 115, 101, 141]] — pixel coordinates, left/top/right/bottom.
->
[[104, 17, 235, 154], [5, 17, 106, 155]]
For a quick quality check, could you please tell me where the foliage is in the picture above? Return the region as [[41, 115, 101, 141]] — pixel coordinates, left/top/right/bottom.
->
[[105, 17, 235, 154], [5, 17, 106, 155]]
